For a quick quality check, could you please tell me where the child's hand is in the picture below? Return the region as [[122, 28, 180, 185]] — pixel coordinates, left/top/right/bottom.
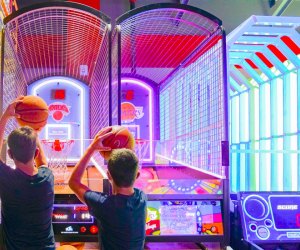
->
[[91, 127, 113, 151], [3, 96, 24, 119]]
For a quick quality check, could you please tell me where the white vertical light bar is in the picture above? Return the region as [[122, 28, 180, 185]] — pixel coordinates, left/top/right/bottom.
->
[[275, 78, 283, 135], [230, 144, 237, 192], [230, 95, 239, 191], [240, 92, 249, 142], [254, 88, 259, 141], [289, 72, 298, 191], [260, 140, 271, 191], [254, 89, 260, 191], [255, 141, 260, 190], [240, 143, 246, 191], [239, 92, 249, 190], [260, 83, 271, 138], [277, 138, 284, 191], [271, 77, 283, 191], [283, 73, 292, 191], [283, 72, 298, 191], [291, 135, 298, 191], [259, 82, 271, 191], [231, 96, 240, 144], [290, 72, 298, 133]]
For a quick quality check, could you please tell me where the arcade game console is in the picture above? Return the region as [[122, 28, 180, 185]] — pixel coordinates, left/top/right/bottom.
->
[[227, 14, 300, 250], [232, 192, 300, 250], [112, 3, 229, 247]]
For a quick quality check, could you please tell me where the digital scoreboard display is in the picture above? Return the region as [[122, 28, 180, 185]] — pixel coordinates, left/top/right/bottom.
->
[[269, 195, 300, 230], [51, 89, 66, 100], [52, 204, 94, 224]]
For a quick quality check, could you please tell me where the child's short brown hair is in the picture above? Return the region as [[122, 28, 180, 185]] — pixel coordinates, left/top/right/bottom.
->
[[7, 126, 37, 164], [108, 148, 139, 187]]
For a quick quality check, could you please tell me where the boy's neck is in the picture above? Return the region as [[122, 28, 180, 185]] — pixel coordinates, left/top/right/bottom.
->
[[15, 160, 38, 176], [112, 183, 134, 196]]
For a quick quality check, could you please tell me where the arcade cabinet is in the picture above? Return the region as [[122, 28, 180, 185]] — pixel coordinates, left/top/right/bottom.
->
[[227, 15, 300, 249], [111, 3, 230, 247], [0, 2, 111, 242]]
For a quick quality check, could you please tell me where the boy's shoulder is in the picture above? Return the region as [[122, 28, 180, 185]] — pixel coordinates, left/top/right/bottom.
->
[[0, 160, 16, 176], [128, 188, 147, 206], [133, 188, 147, 199], [38, 166, 54, 176], [85, 189, 147, 206], [35, 166, 54, 185]]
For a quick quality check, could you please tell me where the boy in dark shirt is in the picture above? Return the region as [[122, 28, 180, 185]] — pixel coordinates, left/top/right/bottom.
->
[[0, 97, 55, 250], [69, 127, 147, 250]]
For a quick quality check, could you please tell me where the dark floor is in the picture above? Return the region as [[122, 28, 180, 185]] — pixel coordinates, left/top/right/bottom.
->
[[56, 242, 226, 249]]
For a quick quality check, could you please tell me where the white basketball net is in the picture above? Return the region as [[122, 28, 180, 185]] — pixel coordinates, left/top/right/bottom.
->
[[134, 139, 150, 165], [41, 139, 74, 185]]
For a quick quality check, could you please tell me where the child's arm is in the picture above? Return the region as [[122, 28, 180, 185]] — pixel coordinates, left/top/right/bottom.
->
[[0, 97, 23, 162], [0, 112, 10, 162], [34, 137, 47, 168], [69, 127, 112, 204]]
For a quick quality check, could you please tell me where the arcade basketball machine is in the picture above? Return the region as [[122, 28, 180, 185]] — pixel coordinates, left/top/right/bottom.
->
[[0, 2, 111, 242], [227, 16, 300, 249], [111, 3, 230, 247]]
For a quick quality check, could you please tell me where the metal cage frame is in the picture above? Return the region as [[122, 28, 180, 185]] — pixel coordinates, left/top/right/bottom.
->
[[113, 3, 230, 246], [0, 1, 111, 139]]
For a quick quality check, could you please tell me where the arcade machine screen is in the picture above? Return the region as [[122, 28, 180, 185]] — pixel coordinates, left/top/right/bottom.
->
[[135, 166, 224, 237], [146, 200, 223, 236]]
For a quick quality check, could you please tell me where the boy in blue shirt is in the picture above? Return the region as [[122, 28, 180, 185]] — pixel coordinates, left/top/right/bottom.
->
[[0, 97, 55, 250], [69, 127, 147, 250]]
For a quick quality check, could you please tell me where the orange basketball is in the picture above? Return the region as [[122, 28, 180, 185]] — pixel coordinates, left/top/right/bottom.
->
[[15, 95, 49, 131], [100, 126, 135, 160]]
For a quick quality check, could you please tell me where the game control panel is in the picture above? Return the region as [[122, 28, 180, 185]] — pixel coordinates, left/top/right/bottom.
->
[[239, 192, 300, 242]]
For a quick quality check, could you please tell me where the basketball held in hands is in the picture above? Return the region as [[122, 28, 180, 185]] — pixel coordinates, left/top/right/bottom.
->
[[99, 126, 135, 160], [15, 95, 49, 131]]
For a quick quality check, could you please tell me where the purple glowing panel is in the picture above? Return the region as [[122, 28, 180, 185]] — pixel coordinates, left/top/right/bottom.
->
[[121, 78, 154, 163], [239, 192, 300, 243], [269, 195, 300, 230]]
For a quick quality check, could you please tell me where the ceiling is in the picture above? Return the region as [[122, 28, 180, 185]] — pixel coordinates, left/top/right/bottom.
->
[[10, 1, 300, 34]]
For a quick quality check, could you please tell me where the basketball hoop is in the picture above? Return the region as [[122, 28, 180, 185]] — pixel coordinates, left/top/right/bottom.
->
[[41, 139, 74, 186], [134, 139, 150, 166]]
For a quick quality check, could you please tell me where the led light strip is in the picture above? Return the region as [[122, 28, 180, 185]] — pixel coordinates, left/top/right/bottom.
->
[[156, 153, 224, 179]]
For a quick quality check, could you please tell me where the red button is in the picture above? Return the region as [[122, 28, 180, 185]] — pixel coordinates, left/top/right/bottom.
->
[[80, 226, 87, 233], [90, 225, 98, 234]]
